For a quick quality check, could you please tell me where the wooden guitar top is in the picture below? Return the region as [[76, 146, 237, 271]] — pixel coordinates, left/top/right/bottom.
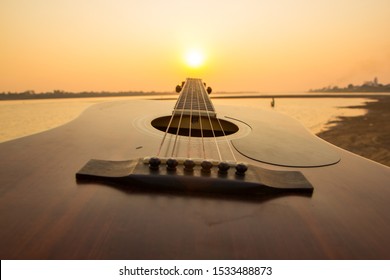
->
[[0, 99, 389, 259]]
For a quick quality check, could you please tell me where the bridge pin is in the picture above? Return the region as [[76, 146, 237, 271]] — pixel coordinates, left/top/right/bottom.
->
[[235, 163, 248, 176], [183, 159, 195, 172], [218, 162, 230, 175], [166, 158, 178, 171], [201, 160, 213, 173], [148, 157, 161, 170]]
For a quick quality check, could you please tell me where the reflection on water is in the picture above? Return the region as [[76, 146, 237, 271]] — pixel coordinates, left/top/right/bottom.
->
[[0, 96, 157, 142], [212, 98, 369, 134], [0, 95, 370, 143]]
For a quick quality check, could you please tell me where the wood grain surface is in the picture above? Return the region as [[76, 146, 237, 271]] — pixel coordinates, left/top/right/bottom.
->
[[0, 100, 389, 259]]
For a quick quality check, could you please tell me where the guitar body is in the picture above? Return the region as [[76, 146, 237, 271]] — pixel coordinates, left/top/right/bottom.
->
[[0, 98, 390, 259]]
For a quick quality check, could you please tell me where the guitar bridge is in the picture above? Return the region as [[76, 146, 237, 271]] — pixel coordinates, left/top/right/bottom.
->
[[76, 158, 314, 196]]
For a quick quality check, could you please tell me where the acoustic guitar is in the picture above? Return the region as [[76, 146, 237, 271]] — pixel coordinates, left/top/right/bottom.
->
[[0, 78, 389, 259]]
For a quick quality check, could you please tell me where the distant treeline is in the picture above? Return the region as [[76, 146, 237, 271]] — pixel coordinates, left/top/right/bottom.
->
[[0, 90, 170, 100], [309, 78, 390, 93]]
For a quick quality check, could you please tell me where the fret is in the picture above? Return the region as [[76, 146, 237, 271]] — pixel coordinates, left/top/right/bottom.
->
[[174, 78, 216, 117]]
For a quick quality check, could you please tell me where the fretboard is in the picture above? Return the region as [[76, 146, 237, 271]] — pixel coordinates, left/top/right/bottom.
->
[[173, 78, 216, 117]]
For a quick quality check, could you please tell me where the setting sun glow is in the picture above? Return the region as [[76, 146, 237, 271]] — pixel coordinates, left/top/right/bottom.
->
[[185, 50, 205, 68], [1, 0, 390, 92]]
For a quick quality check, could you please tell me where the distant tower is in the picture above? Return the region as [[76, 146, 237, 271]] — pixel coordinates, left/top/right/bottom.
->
[[374, 77, 378, 86]]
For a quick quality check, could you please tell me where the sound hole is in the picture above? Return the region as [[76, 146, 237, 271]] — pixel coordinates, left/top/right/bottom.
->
[[151, 116, 239, 137]]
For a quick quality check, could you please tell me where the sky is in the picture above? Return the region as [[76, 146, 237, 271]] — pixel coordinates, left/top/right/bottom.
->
[[1, 0, 390, 93]]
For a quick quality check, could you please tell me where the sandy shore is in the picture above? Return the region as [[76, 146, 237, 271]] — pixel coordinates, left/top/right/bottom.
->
[[317, 95, 390, 167]]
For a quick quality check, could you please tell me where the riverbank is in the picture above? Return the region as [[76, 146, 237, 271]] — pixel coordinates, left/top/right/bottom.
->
[[317, 96, 390, 167]]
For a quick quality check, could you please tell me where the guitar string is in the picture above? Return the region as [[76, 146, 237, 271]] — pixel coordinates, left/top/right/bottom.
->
[[170, 78, 191, 158], [156, 81, 187, 157], [215, 115, 237, 162], [195, 81, 206, 159], [187, 81, 194, 159], [157, 78, 226, 163], [156, 104, 177, 157], [197, 80, 222, 161]]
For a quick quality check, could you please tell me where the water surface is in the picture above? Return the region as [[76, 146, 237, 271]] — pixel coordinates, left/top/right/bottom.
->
[[0, 95, 370, 143]]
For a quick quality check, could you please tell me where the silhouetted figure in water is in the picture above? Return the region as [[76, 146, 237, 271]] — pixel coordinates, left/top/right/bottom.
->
[[271, 97, 275, 107]]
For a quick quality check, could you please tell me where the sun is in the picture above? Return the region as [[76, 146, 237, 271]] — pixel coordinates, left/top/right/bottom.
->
[[185, 49, 205, 68]]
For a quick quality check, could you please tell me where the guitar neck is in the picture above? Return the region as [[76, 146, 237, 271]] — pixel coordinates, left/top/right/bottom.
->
[[173, 78, 216, 117]]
